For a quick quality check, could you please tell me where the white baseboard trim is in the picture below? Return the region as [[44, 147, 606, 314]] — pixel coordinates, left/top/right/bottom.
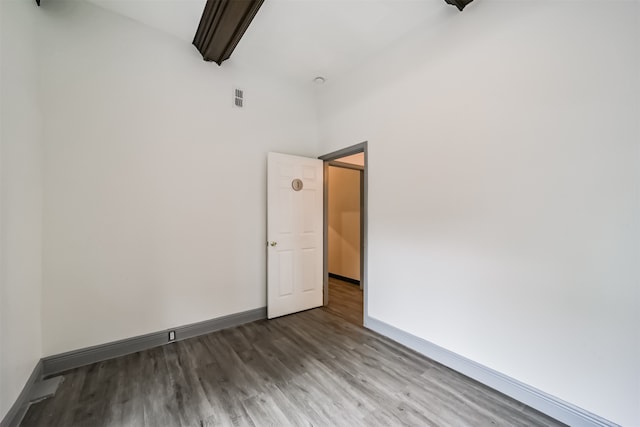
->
[[42, 306, 267, 376], [0, 360, 43, 427], [365, 316, 618, 427]]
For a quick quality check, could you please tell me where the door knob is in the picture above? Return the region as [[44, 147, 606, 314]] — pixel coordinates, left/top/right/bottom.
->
[[268, 241, 278, 247]]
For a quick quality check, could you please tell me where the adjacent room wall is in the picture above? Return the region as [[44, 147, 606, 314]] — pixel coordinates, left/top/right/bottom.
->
[[316, 1, 640, 425], [328, 166, 361, 281], [38, 1, 319, 356], [0, 0, 44, 419]]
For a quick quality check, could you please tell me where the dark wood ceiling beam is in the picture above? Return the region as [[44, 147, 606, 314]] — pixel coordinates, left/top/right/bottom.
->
[[445, 0, 474, 11], [193, 0, 264, 65]]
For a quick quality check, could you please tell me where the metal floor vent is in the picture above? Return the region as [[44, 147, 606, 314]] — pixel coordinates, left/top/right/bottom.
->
[[234, 88, 244, 108]]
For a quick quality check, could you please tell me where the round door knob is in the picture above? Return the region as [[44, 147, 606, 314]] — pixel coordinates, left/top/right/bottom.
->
[[269, 241, 278, 247]]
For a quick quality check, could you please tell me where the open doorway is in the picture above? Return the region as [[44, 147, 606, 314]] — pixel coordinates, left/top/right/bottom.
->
[[319, 142, 367, 326]]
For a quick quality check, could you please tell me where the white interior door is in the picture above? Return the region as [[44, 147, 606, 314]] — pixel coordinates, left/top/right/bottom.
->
[[267, 152, 323, 319]]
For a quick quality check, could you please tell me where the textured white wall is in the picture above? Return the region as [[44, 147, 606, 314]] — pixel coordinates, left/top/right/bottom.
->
[[317, 1, 640, 425], [0, 0, 44, 419], [38, 1, 319, 356], [328, 166, 361, 281]]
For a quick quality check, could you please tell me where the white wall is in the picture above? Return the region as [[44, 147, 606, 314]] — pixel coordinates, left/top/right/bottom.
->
[[38, 1, 319, 356], [317, 1, 640, 425], [328, 166, 360, 280], [0, 0, 44, 419]]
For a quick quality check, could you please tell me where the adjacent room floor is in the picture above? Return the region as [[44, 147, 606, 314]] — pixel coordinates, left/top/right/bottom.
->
[[325, 277, 363, 326], [21, 284, 564, 427]]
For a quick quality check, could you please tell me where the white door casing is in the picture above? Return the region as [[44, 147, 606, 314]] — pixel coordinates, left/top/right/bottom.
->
[[267, 152, 323, 319]]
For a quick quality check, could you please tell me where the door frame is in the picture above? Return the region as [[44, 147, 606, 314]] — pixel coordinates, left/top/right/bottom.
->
[[318, 141, 368, 325]]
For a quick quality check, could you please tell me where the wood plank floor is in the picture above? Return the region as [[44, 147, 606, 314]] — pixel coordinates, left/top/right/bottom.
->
[[22, 300, 564, 426], [324, 277, 363, 326]]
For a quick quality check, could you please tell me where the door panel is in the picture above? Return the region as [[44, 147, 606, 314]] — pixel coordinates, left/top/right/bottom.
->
[[267, 152, 323, 319]]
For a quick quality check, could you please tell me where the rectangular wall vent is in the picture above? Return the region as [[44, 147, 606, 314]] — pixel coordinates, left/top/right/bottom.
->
[[234, 88, 244, 108]]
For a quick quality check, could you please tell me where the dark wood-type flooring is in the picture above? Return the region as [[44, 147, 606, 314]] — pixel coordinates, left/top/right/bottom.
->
[[21, 282, 564, 427], [325, 277, 363, 326]]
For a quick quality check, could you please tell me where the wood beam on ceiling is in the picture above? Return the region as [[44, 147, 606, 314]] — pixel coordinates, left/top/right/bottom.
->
[[193, 0, 264, 65], [445, 0, 474, 11]]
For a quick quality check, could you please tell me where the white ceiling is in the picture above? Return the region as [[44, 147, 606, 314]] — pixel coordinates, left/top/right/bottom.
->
[[86, 0, 207, 42], [86, 0, 452, 83]]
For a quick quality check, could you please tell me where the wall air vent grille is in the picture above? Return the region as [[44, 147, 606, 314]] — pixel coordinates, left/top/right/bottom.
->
[[234, 88, 244, 108]]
